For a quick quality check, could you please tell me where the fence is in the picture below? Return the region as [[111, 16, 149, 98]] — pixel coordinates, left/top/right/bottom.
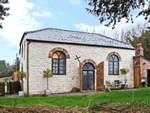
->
[[7, 81, 21, 94], [0, 82, 5, 96]]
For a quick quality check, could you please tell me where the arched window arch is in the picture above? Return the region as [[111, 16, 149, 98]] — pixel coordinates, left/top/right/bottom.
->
[[109, 54, 119, 75], [52, 51, 66, 75]]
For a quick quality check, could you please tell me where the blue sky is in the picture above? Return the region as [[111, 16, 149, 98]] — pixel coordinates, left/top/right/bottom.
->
[[0, 0, 148, 65]]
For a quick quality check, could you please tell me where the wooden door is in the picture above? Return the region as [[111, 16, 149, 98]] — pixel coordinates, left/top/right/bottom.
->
[[134, 67, 141, 88], [96, 62, 104, 91]]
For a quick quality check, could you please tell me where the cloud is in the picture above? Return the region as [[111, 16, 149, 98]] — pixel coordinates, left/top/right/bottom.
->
[[0, 0, 41, 47], [74, 15, 149, 39], [58, 13, 63, 15], [0, 58, 9, 62], [69, 0, 80, 5], [32, 11, 52, 17]]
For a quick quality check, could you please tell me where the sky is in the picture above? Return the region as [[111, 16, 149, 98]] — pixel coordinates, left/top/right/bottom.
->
[[0, 0, 149, 65]]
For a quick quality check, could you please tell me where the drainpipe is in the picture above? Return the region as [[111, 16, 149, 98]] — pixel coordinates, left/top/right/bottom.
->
[[27, 41, 31, 95]]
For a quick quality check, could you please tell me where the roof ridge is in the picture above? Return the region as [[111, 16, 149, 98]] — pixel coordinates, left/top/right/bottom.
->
[[24, 27, 130, 45]]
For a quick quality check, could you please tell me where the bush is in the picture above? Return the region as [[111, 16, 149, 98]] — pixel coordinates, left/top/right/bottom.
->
[[71, 87, 80, 92], [120, 68, 129, 74]]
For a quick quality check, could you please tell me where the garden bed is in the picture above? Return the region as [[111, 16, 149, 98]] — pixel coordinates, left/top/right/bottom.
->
[[0, 104, 150, 113]]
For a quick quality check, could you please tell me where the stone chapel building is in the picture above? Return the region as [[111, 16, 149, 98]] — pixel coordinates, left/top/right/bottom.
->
[[19, 28, 138, 95]]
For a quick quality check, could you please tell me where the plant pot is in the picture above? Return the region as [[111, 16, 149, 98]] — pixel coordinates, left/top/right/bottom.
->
[[45, 90, 51, 96], [18, 91, 24, 97], [124, 84, 128, 89]]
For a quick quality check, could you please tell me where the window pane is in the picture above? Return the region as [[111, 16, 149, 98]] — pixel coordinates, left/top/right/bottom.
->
[[53, 67, 58, 74], [109, 56, 113, 61], [60, 66, 65, 70], [83, 65, 88, 70], [56, 52, 61, 56], [59, 53, 65, 58], [114, 62, 118, 66], [89, 65, 94, 70], [53, 59, 58, 66], [60, 70, 65, 74], [109, 61, 113, 65], [83, 71, 87, 75], [52, 53, 58, 58], [59, 59, 65, 63], [114, 56, 118, 61], [109, 71, 113, 74], [114, 70, 119, 74], [59, 59, 65, 66], [53, 59, 58, 74], [89, 71, 93, 75]]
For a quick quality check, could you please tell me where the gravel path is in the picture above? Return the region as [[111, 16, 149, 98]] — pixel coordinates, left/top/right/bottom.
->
[[1, 88, 137, 98]]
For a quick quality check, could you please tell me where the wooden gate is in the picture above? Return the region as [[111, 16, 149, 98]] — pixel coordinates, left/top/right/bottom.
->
[[96, 62, 104, 91], [134, 67, 141, 88]]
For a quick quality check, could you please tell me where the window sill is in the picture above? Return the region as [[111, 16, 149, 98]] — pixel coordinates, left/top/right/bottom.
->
[[54, 74, 66, 75], [109, 74, 119, 75]]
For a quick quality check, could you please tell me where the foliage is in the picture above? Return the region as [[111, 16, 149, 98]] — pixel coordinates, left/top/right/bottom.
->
[[43, 68, 54, 78], [15, 61, 20, 71], [85, 0, 150, 29], [0, 0, 10, 28], [16, 70, 26, 79], [0, 58, 20, 77], [0, 60, 8, 77], [125, 30, 150, 59], [0, 60, 13, 77], [120, 68, 129, 74], [43, 68, 54, 90]]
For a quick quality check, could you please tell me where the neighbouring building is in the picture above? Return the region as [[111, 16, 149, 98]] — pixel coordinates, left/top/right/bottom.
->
[[19, 28, 137, 95], [133, 43, 150, 87]]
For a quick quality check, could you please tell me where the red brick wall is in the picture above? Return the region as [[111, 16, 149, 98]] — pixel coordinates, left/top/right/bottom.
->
[[134, 57, 150, 79], [140, 58, 150, 79]]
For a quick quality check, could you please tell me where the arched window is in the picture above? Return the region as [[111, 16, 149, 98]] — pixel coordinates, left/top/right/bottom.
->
[[109, 54, 119, 75], [52, 51, 66, 75]]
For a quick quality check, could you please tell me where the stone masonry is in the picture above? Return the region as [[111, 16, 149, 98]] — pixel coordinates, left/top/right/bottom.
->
[[21, 41, 135, 95]]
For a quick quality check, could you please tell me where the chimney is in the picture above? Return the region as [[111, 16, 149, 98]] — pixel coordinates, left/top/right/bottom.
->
[[135, 43, 144, 56]]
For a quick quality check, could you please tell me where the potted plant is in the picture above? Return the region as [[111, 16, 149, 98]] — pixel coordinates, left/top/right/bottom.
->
[[17, 70, 26, 97], [120, 68, 129, 84], [120, 68, 129, 88], [43, 68, 54, 96]]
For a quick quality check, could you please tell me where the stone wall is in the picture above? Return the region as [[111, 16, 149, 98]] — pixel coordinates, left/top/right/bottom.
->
[[20, 39, 27, 94], [25, 41, 135, 95]]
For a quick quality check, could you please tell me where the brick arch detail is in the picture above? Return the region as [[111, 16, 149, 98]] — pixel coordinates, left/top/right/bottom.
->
[[106, 52, 122, 61], [81, 59, 97, 69], [49, 47, 70, 59]]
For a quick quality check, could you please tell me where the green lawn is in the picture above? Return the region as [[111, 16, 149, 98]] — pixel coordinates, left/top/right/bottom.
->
[[0, 87, 150, 108]]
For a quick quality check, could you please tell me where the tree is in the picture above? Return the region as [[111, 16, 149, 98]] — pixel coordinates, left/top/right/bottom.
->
[[85, 0, 150, 29], [124, 30, 150, 59], [0, 0, 10, 28], [137, 30, 150, 59], [17, 70, 26, 91], [43, 68, 54, 90], [0, 60, 8, 77]]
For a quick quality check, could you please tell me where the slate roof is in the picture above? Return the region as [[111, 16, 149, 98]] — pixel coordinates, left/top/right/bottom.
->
[[133, 55, 150, 62], [20, 28, 135, 50]]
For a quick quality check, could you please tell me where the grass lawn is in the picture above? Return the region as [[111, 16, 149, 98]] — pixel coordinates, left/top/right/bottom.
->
[[0, 87, 150, 108]]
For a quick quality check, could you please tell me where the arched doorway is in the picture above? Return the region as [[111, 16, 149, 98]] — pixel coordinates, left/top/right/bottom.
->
[[82, 63, 95, 90]]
